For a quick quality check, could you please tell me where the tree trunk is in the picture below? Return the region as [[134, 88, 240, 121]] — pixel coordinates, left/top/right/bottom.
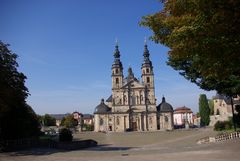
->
[[230, 97, 237, 131]]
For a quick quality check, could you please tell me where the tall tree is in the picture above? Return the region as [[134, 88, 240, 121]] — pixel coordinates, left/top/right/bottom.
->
[[199, 94, 210, 126], [140, 0, 240, 96], [208, 99, 214, 115], [0, 41, 40, 140], [42, 114, 56, 126]]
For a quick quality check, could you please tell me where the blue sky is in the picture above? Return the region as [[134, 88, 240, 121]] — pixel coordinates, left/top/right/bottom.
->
[[0, 0, 215, 115]]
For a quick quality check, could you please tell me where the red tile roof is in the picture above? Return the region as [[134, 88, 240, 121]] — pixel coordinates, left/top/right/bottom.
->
[[174, 106, 193, 114]]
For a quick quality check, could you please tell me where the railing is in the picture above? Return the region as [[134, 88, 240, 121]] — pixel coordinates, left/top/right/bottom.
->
[[215, 131, 240, 142], [197, 131, 240, 144]]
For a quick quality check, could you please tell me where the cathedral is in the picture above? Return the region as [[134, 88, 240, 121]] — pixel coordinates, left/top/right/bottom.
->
[[94, 42, 174, 132]]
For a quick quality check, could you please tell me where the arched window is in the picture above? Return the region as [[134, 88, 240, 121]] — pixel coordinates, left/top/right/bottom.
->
[[116, 69, 119, 74], [116, 78, 119, 84], [147, 77, 150, 83], [100, 118, 104, 125], [165, 116, 169, 122], [146, 68, 150, 73], [116, 117, 120, 125]]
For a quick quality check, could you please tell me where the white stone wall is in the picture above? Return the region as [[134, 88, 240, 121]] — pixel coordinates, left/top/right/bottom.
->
[[209, 98, 236, 126], [173, 113, 193, 125]]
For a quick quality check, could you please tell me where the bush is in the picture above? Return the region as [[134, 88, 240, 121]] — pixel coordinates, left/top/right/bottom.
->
[[214, 120, 232, 131], [83, 124, 94, 131], [59, 128, 73, 142]]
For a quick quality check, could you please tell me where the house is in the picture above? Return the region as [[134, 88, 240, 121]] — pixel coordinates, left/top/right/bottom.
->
[[173, 106, 193, 127], [50, 114, 69, 127], [83, 114, 94, 125]]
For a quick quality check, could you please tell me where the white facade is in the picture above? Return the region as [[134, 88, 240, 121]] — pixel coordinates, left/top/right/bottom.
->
[[173, 107, 193, 126]]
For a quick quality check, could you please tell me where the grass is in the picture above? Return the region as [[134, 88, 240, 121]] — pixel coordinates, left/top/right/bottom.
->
[[39, 135, 58, 141]]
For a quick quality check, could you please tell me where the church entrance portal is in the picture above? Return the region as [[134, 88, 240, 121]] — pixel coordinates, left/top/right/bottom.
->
[[109, 125, 112, 131], [132, 122, 137, 131]]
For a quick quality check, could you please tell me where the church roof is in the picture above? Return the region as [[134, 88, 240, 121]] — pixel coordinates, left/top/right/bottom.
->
[[83, 114, 93, 119], [157, 97, 173, 112], [94, 99, 111, 114], [142, 44, 153, 69], [106, 95, 112, 102], [121, 67, 143, 88], [212, 93, 226, 100], [112, 44, 123, 70], [174, 106, 193, 114]]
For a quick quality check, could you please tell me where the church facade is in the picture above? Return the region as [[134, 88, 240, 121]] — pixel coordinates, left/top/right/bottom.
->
[[94, 43, 173, 132]]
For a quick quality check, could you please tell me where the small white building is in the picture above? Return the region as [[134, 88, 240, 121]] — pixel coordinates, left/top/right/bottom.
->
[[173, 106, 193, 126]]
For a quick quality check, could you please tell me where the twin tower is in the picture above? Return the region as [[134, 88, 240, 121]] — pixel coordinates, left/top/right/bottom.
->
[[111, 42, 154, 91], [94, 42, 173, 132]]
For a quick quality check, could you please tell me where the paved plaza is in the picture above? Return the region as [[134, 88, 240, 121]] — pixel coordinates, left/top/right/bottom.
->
[[1, 128, 240, 161]]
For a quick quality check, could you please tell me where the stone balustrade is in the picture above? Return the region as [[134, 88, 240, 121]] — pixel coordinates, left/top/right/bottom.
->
[[197, 131, 240, 144]]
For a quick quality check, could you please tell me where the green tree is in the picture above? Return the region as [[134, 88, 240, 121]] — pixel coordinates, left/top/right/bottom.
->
[[61, 115, 78, 128], [42, 114, 56, 126], [83, 124, 94, 131], [199, 94, 210, 126], [208, 99, 214, 115], [140, 0, 240, 96], [59, 128, 73, 142], [0, 41, 40, 140]]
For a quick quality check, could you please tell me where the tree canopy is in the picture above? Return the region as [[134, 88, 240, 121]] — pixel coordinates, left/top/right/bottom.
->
[[42, 114, 56, 126], [61, 115, 78, 128], [0, 41, 40, 140], [141, 0, 240, 96], [208, 99, 214, 115]]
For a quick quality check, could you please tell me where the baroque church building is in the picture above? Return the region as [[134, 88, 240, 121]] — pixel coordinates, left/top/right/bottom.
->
[[94, 43, 173, 132]]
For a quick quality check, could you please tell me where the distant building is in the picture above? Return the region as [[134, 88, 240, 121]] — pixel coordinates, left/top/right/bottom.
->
[[156, 97, 174, 130], [83, 114, 94, 125], [193, 114, 201, 127], [93, 43, 173, 132], [209, 94, 240, 126], [50, 114, 69, 126], [173, 106, 193, 126], [50, 112, 83, 129]]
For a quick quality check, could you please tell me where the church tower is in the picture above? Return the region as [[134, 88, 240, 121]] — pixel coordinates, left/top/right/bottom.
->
[[141, 41, 154, 88], [141, 40, 156, 105], [111, 42, 123, 90]]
